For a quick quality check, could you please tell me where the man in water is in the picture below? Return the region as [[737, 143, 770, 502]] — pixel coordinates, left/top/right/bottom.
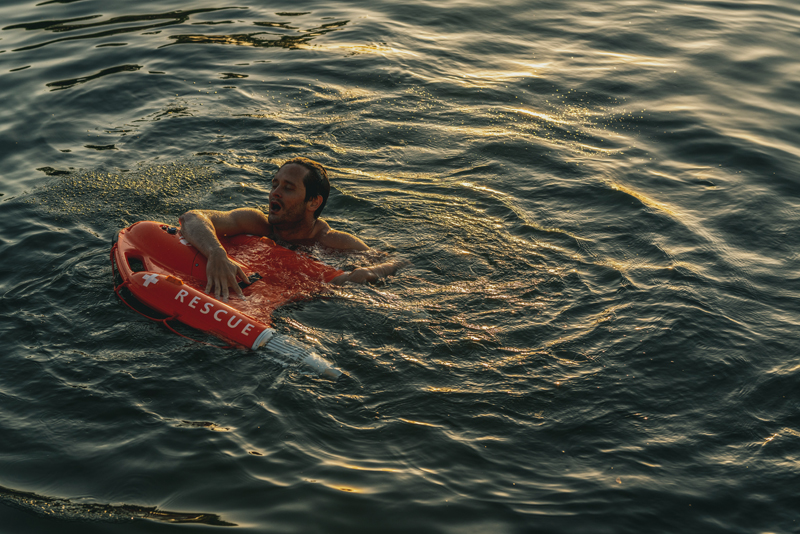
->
[[180, 157, 408, 300]]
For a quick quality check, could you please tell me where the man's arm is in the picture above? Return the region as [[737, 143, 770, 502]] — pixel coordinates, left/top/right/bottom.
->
[[330, 259, 412, 285], [179, 208, 270, 300], [316, 224, 370, 251], [315, 223, 410, 284]]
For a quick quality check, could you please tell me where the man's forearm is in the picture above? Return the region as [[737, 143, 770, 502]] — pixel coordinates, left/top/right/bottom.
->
[[179, 210, 248, 299], [369, 261, 407, 279], [331, 260, 411, 285], [179, 210, 226, 258]]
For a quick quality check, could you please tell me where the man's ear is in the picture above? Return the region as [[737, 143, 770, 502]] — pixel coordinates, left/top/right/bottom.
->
[[306, 195, 322, 212]]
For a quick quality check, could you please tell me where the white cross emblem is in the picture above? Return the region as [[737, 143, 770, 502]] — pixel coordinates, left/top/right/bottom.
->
[[142, 273, 160, 287]]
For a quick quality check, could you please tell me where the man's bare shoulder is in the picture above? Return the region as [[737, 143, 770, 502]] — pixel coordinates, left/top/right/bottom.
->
[[315, 220, 369, 251]]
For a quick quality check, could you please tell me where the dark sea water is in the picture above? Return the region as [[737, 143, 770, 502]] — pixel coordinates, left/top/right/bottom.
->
[[1, 0, 799, 532]]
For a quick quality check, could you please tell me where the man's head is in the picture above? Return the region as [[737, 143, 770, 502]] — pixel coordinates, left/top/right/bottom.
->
[[267, 158, 330, 227], [280, 157, 329, 219]]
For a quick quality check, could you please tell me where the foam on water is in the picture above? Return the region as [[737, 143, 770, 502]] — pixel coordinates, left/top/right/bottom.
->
[[27, 160, 218, 228]]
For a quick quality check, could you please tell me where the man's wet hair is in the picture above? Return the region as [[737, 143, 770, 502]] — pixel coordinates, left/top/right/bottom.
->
[[280, 157, 330, 219]]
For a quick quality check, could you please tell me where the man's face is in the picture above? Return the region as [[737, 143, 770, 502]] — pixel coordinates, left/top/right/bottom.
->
[[268, 164, 312, 226]]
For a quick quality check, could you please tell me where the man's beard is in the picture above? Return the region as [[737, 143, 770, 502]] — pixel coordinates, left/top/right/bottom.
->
[[268, 198, 306, 226]]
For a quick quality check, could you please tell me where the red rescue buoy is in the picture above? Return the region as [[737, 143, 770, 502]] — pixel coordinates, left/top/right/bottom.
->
[[111, 221, 344, 378]]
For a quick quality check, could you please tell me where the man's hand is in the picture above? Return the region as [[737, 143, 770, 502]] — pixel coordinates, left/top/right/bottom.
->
[[331, 259, 412, 285], [205, 248, 249, 301]]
